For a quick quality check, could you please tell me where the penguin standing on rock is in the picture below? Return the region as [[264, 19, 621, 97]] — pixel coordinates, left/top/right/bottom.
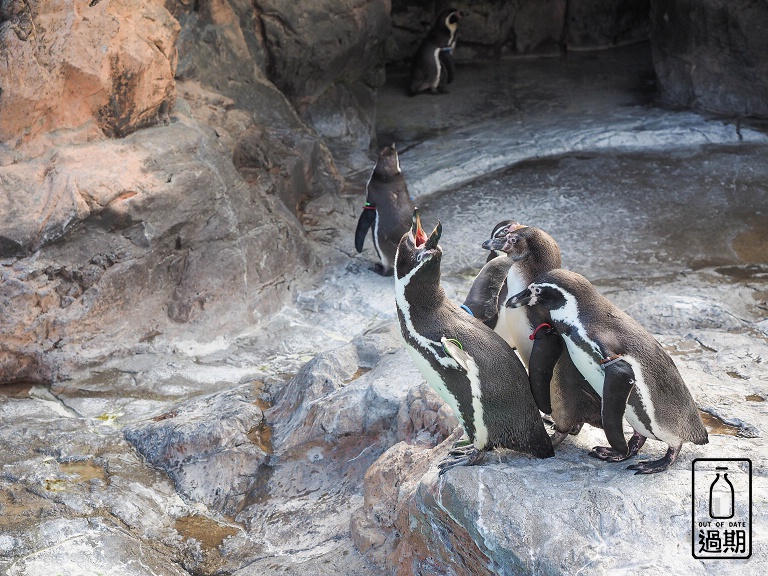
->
[[409, 9, 466, 96], [395, 209, 554, 473], [354, 144, 414, 276], [506, 269, 709, 474], [463, 222, 603, 446]]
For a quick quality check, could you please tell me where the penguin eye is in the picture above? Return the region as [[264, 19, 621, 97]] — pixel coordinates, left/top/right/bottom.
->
[[509, 236, 518, 244], [533, 287, 542, 295]]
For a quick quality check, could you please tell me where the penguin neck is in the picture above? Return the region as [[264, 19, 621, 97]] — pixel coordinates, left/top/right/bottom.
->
[[403, 263, 446, 311]]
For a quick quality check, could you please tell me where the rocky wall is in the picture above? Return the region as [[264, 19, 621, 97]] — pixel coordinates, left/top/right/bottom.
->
[[650, 0, 768, 118], [389, 0, 651, 61]]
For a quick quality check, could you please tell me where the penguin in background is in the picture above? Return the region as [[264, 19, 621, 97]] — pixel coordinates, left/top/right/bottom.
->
[[354, 144, 414, 276], [409, 9, 467, 96], [506, 269, 709, 474], [395, 209, 554, 473], [462, 222, 603, 446]]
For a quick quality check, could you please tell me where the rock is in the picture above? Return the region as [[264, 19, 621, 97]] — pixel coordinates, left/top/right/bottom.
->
[[124, 384, 267, 517], [650, 0, 768, 118], [0, 114, 319, 383], [354, 325, 768, 575], [0, 0, 180, 153], [389, 0, 651, 61], [625, 294, 747, 333], [4, 519, 190, 576], [565, 0, 651, 50], [256, 0, 391, 148]]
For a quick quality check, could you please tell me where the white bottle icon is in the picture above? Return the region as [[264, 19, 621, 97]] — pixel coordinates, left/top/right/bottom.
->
[[710, 466, 734, 519]]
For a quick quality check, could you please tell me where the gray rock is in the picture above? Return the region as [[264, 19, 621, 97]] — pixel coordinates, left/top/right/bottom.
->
[[651, 0, 768, 117], [124, 384, 268, 517], [256, 0, 391, 148]]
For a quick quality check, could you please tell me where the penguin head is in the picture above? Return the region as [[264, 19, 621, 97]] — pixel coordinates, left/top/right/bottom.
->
[[506, 282, 565, 310], [372, 144, 402, 182], [482, 223, 562, 269], [395, 209, 442, 281], [482, 221, 526, 256], [437, 9, 466, 31], [506, 269, 589, 311]]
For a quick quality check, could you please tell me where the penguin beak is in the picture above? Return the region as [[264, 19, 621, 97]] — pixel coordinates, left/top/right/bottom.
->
[[482, 237, 507, 252], [412, 209, 429, 248], [425, 221, 442, 250], [505, 288, 533, 308]]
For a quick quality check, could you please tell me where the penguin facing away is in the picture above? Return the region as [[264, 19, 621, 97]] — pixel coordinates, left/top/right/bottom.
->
[[409, 9, 466, 96], [463, 222, 603, 446], [395, 209, 554, 473], [354, 144, 414, 276], [506, 269, 708, 474]]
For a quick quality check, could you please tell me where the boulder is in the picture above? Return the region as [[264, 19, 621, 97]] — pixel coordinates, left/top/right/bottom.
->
[[0, 114, 319, 383], [124, 384, 267, 516], [0, 0, 180, 153], [650, 0, 768, 117]]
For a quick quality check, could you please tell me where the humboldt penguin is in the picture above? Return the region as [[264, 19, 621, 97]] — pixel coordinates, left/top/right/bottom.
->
[[395, 209, 554, 473], [463, 222, 603, 446], [354, 144, 414, 276], [409, 9, 466, 96], [506, 268, 709, 474]]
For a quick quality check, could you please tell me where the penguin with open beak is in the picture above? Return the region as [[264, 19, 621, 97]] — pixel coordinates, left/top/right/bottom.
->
[[394, 210, 554, 473]]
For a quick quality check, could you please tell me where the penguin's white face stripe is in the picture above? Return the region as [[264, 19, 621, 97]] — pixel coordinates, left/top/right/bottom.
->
[[395, 262, 458, 370], [538, 283, 603, 357]]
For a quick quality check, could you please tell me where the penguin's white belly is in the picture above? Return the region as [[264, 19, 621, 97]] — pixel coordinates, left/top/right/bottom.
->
[[495, 306, 534, 367], [402, 342, 489, 449], [563, 336, 605, 396], [563, 338, 662, 442], [403, 344, 463, 426]]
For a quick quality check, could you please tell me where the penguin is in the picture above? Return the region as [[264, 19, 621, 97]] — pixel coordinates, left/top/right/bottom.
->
[[395, 209, 554, 473], [354, 144, 414, 276], [506, 268, 709, 474], [409, 9, 466, 96], [463, 223, 603, 446]]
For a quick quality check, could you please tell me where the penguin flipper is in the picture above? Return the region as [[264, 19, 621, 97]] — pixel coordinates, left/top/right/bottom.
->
[[600, 359, 636, 456], [441, 337, 470, 372], [354, 208, 376, 253], [528, 327, 564, 415], [462, 255, 514, 320]]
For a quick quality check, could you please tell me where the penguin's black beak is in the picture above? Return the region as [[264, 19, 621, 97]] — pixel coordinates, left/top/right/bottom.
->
[[482, 237, 506, 252], [505, 288, 532, 308], [425, 221, 442, 250]]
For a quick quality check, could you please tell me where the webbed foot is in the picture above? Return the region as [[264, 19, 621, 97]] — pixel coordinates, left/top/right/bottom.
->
[[627, 445, 680, 475], [589, 432, 646, 462], [438, 444, 484, 475]]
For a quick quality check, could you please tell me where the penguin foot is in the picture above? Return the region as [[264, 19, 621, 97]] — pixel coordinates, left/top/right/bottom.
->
[[549, 422, 585, 447], [589, 432, 646, 462], [370, 263, 394, 276], [438, 445, 484, 475], [550, 430, 569, 448], [451, 438, 472, 450], [627, 445, 681, 475]]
